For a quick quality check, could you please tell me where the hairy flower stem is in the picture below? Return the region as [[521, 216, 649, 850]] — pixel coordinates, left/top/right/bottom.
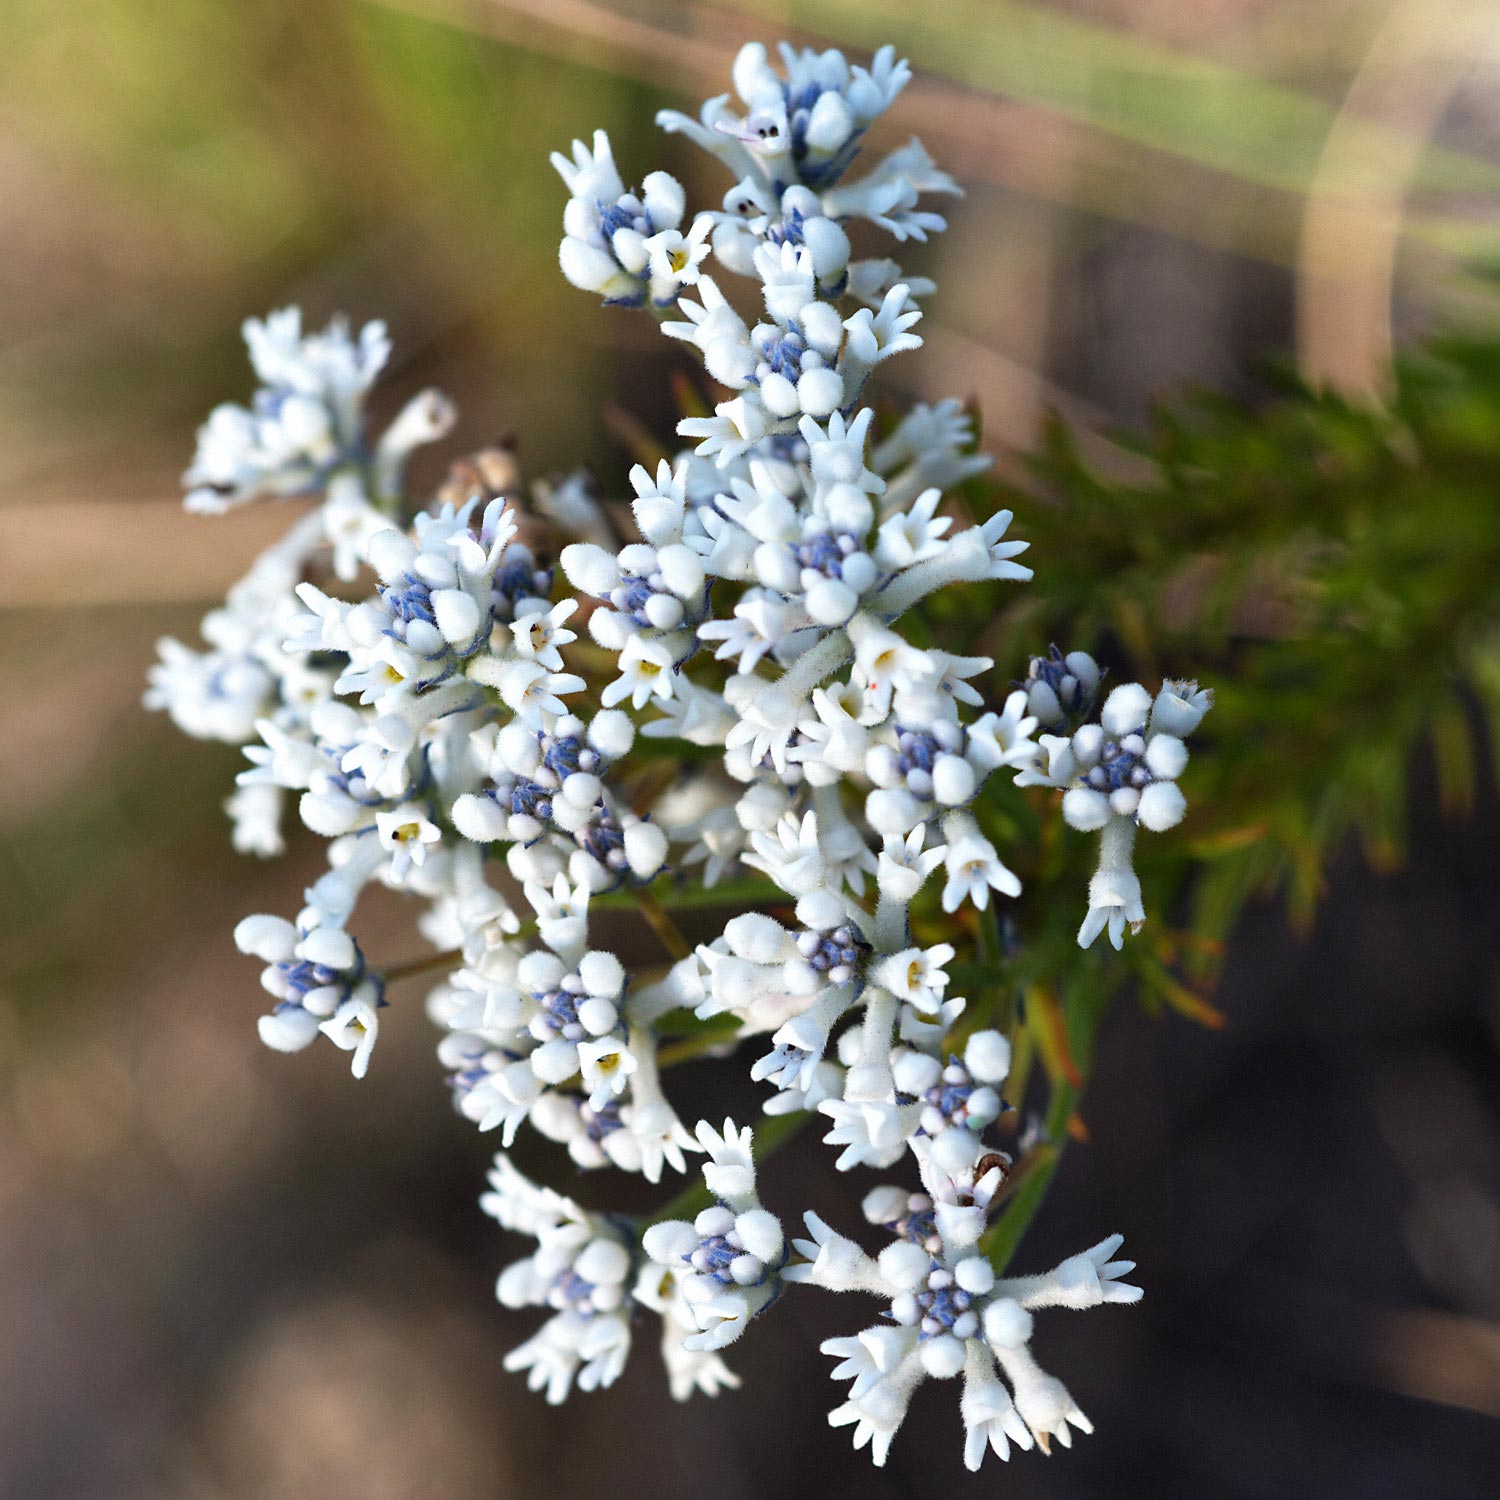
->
[[874, 890, 910, 953], [756, 627, 852, 726]]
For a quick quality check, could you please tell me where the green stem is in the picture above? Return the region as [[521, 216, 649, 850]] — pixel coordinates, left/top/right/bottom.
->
[[382, 947, 463, 982], [979, 1076, 1076, 1273], [634, 884, 694, 963], [589, 876, 786, 915], [383, 912, 546, 983], [656, 1020, 745, 1068], [987, 908, 1020, 1037]]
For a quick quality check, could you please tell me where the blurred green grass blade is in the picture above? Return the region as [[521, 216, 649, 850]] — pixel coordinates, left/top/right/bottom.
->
[[374, 0, 1500, 269], [764, 0, 1500, 198]]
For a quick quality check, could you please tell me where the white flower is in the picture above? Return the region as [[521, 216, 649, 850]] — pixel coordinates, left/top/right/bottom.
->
[[992, 1339, 1093, 1453], [1078, 817, 1146, 950], [785, 1211, 883, 1292], [842, 282, 922, 367], [225, 781, 285, 857], [524, 873, 591, 958], [662, 277, 755, 386], [510, 598, 579, 671], [485, 658, 587, 725], [698, 592, 804, 675], [807, 1159, 1142, 1470], [961, 1343, 1033, 1469], [743, 809, 827, 896], [873, 943, 954, 1014], [633, 1260, 743, 1400], [967, 691, 1040, 774], [876, 827, 946, 903], [645, 213, 714, 296], [622, 1090, 698, 1186], [184, 308, 390, 513], [996, 1234, 1142, 1311], [873, 399, 990, 502], [1022, 647, 1101, 727], [818, 1095, 916, 1171], [1101, 681, 1153, 736], [486, 1157, 638, 1401], [792, 683, 871, 776], [825, 1339, 925, 1465], [552, 132, 695, 308], [576, 1035, 639, 1109], [754, 238, 818, 323], [321, 472, 388, 581], [875, 487, 951, 567], [939, 814, 1021, 912], [319, 995, 380, 1078], [235, 915, 383, 1065], [376, 803, 441, 880], [1152, 679, 1214, 737], [602, 633, 678, 709]]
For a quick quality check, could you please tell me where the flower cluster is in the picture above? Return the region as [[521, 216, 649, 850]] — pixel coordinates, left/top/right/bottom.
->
[[1017, 678, 1213, 948], [643, 1119, 787, 1353], [148, 38, 1212, 1471], [790, 1121, 1142, 1466], [481, 1152, 638, 1401]]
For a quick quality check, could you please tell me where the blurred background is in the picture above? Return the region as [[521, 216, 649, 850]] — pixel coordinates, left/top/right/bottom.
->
[[3, 0, 1500, 1496]]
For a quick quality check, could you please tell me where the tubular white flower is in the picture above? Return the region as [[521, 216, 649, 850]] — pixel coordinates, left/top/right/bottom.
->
[[1078, 815, 1146, 950], [961, 1340, 1034, 1469]]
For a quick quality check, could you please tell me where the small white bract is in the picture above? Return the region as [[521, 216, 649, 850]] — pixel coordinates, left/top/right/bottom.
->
[[148, 36, 1211, 1472]]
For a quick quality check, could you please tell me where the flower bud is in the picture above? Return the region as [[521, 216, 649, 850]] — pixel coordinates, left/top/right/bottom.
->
[[1100, 683, 1153, 736]]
